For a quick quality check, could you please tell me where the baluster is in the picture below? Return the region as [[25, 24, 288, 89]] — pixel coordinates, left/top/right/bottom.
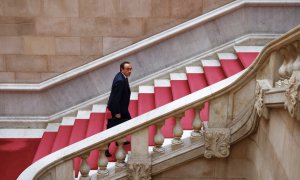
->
[[293, 41, 300, 71], [279, 48, 289, 79], [172, 113, 184, 145], [79, 152, 90, 180], [97, 145, 109, 176], [286, 46, 294, 77], [115, 138, 126, 168], [191, 104, 204, 138], [286, 44, 297, 73], [153, 122, 165, 153]]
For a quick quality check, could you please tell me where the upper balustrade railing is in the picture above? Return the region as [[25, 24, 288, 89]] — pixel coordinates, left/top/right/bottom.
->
[[18, 26, 300, 180], [1, 0, 300, 91]]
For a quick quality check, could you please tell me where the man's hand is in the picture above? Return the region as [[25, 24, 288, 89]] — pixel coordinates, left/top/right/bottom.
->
[[115, 114, 121, 118]]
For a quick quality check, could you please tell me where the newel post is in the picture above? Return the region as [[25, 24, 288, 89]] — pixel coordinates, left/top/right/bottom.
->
[[127, 127, 151, 180]]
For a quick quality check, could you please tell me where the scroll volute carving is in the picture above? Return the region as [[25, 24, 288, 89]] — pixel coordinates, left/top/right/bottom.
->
[[284, 72, 300, 121], [293, 41, 300, 71], [278, 43, 299, 80], [127, 163, 151, 180], [204, 128, 230, 158], [254, 80, 271, 120], [279, 47, 291, 80]]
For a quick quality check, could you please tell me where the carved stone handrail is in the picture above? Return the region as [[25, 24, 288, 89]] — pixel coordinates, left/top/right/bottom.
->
[[18, 70, 245, 179], [18, 26, 300, 179]]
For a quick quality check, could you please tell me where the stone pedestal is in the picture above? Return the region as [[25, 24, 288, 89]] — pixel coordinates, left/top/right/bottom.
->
[[127, 155, 151, 180], [128, 127, 152, 179]]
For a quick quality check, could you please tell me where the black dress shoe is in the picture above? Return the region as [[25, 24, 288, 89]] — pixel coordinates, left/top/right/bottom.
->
[[116, 141, 131, 146], [124, 141, 130, 145], [105, 150, 112, 157]]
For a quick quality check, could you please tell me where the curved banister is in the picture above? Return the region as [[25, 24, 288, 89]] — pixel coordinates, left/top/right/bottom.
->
[[18, 25, 300, 179], [2, 0, 300, 91], [18, 70, 245, 179]]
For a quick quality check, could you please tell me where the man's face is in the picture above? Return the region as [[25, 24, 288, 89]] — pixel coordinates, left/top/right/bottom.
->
[[121, 63, 132, 77]]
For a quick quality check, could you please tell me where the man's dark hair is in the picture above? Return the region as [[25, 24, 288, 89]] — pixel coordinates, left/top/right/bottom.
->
[[120, 61, 130, 71]]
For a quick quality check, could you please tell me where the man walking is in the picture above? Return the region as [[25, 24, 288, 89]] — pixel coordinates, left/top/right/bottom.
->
[[106, 61, 132, 157]]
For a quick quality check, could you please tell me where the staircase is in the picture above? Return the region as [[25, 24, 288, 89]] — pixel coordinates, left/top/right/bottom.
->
[[29, 46, 262, 177], [1, 1, 298, 179]]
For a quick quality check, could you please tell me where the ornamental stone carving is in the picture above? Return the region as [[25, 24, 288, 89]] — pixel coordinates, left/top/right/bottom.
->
[[254, 80, 270, 119], [204, 128, 230, 158], [127, 157, 151, 180], [284, 73, 300, 121], [128, 163, 151, 180]]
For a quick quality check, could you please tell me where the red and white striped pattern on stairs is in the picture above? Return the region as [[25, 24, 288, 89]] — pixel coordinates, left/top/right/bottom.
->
[[0, 46, 263, 179], [234, 46, 263, 68]]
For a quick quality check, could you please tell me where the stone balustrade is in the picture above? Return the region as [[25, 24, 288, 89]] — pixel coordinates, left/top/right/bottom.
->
[[18, 68, 242, 179]]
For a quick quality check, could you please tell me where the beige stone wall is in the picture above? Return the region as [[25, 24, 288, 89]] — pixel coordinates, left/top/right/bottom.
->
[[155, 108, 300, 179], [0, 0, 233, 83], [246, 109, 300, 180], [153, 141, 258, 179]]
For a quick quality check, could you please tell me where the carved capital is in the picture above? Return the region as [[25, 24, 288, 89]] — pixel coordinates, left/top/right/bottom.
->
[[204, 128, 230, 158], [254, 80, 270, 119], [285, 73, 300, 121], [127, 156, 151, 180]]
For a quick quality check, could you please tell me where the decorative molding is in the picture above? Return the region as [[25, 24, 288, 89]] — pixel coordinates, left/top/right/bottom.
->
[[275, 79, 289, 88], [254, 80, 271, 119], [284, 72, 300, 121], [1, 0, 294, 91], [127, 157, 151, 180], [204, 128, 230, 158]]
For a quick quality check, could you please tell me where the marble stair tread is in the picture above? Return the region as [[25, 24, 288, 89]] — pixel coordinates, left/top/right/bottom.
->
[[61, 117, 76, 126], [218, 53, 244, 77], [185, 66, 204, 73], [201, 59, 226, 85], [154, 79, 171, 87], [92, 104, 107, 113], [170, 73, 188, 80], [76, 110, 91, 119], [139, 85, 155, 93], [234, 46, 263, 68]]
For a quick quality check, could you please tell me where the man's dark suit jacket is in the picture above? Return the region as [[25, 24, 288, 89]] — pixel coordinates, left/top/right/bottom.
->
[[107, 72, 131, 120]]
